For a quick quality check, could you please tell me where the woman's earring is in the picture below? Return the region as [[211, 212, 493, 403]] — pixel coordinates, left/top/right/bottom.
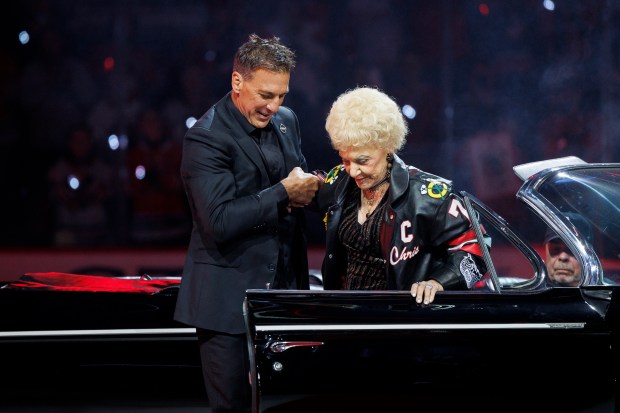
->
[[386, 153, 393, 178]]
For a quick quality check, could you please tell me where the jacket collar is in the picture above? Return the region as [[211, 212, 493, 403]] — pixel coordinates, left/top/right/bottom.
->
[[388, 154, 410, 203]]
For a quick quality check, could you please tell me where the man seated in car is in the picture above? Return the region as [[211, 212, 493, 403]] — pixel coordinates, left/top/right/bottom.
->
[[544, 212, 593, 287]]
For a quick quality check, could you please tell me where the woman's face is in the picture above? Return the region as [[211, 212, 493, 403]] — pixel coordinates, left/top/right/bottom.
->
[[338, 146, 390, 190]]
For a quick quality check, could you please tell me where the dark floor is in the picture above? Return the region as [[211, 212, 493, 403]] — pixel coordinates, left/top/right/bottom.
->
[[1, 389, 210, 412], [1, 395, 615, 413], [1, 366, 209, 412], [2, 368, 615, 413], [1, 398, 210, 413], [2, 388, 615, 413]]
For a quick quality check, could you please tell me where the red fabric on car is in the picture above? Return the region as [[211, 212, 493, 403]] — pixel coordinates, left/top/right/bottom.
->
[[3, 272, 180, 294]]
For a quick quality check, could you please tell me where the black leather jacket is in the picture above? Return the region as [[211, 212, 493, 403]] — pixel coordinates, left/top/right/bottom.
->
[[316, 155, 486, 290]]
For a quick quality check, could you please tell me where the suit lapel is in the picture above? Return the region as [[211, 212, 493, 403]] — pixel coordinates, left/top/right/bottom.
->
[[272, 116, 296, 174], [222, 101, 298, 184]]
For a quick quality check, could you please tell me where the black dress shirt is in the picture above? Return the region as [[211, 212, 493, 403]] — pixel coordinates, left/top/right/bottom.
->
[[227, 96, 297, 289]]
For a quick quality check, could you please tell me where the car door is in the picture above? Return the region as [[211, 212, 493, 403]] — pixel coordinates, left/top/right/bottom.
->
[[244, 193, 617, 412]]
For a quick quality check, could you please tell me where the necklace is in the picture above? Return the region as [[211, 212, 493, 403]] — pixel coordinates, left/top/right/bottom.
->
[[360, 180, 389, 218], [367, 175, 389, 192]]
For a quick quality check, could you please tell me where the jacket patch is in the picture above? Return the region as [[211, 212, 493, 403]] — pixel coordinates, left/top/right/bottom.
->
[[324, 165, 345, 185], [390, 220, 419, 265], [421, 180, 449, 199], [460, 254, 483, 288], [390, 244, 420, 265]]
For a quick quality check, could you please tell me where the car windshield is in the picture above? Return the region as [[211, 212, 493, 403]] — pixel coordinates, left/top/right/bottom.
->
[[537, 166, 620, 284]]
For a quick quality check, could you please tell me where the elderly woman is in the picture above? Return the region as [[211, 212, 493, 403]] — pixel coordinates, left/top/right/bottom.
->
[[316, 86, 486, 304]]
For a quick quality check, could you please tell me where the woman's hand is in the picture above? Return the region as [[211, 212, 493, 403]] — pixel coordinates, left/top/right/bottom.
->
[[410, 280, 444, 305]]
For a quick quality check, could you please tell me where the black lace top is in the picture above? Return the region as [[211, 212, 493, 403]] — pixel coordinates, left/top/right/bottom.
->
[[338, 188, 388, 290]]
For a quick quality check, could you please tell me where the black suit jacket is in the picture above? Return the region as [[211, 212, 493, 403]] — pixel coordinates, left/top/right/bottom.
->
[[174, 93, 310, 334]]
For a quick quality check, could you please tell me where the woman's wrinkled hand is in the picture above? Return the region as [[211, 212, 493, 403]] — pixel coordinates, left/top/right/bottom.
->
[[410, 280, 444, 305]]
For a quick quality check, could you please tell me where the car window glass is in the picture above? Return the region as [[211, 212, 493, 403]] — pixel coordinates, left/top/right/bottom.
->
[[468, 197, 542, 291], [537, 167, 620, 285]]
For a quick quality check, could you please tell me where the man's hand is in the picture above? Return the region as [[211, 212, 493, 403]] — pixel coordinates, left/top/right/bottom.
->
[[281, 167, 321, 208]]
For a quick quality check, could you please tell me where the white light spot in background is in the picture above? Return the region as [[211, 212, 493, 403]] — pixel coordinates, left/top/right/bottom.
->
[[67, 175, 80, 190], [543, 0, 555, 11], [108, 134, 119, 150], [186, 117, 197, 128], [18, 30, 30, 45], [402, 104, 416, 120], [135, 165, 146, 180]]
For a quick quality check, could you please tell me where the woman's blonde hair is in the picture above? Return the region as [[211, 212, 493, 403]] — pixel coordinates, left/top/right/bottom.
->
[[325, 86, 408, 152]]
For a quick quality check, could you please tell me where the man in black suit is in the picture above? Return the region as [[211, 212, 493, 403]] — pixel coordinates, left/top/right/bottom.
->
[[174, 34, 320, 413]]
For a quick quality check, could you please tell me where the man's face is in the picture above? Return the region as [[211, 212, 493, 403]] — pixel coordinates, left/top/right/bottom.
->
[[545, 239, 582, 286], [231, 68, 290, 129]]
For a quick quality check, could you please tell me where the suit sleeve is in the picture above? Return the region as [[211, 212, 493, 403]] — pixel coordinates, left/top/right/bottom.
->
[[181, 125, 288, 244]]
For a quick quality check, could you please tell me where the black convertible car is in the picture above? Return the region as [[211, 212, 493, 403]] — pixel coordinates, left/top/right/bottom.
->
[[243, 156, 620, 412], [0, 273, 202, 401], [1, 156, 619, 412]]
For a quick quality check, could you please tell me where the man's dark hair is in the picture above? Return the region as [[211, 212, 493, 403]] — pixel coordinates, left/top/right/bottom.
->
[[233, 33, 296, 80]]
